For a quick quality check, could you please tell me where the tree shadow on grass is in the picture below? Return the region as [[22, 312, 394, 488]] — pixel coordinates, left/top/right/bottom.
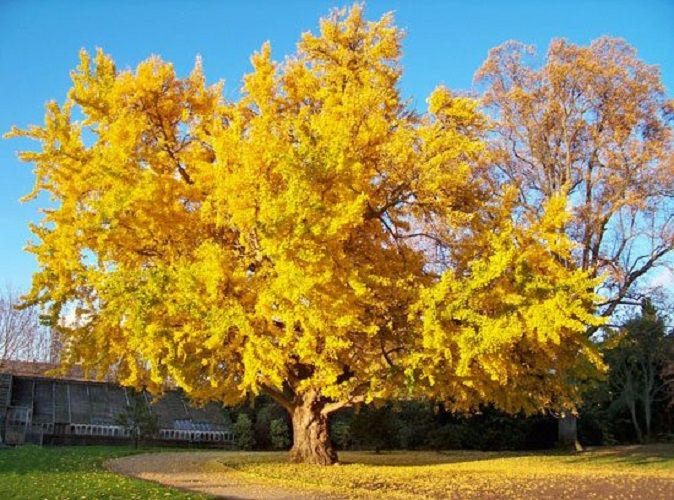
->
[[336, 444, 674, 468], [335, 449, 530, 467], [564, 444, 674, 468]]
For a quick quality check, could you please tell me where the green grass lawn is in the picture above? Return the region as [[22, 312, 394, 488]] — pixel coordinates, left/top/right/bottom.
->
[[0, 445, 206, 499]]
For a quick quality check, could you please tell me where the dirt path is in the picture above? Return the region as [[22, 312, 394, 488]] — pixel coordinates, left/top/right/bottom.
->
[[106, 452, 341, 499]]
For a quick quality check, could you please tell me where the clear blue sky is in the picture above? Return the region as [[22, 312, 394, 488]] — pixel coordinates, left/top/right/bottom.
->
[[1, 0, 673, 291]]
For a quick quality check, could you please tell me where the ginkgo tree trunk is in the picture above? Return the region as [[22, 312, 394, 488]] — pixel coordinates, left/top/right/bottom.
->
[[8, 5, 603, 465]]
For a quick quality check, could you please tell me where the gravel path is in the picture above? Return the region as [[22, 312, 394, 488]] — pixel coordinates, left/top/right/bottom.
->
[[106, 452, 341, 499]]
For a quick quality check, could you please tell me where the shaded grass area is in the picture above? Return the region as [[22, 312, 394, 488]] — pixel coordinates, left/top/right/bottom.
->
[[560, 443, 674, 470], [211, 445, 674, 498], [0, 445, 206, 499]]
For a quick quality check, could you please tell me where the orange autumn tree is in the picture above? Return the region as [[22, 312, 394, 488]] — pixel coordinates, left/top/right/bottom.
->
[[475, 37, 674, 323], [8, 5, 602, 464], [475, 37, 674, 445]]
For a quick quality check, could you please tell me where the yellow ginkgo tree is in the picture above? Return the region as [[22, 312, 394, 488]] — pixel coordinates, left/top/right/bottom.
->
[[8, 5, 603, 464]]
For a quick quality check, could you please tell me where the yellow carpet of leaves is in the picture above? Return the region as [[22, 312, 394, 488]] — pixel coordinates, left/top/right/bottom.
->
[[210, 445, 674, 498]]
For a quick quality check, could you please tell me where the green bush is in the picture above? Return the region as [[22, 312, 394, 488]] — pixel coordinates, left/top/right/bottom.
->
[[270, 418, 291, 450], [350, 404, 400, 452], [331, 419, 353, 450], [397, 401, 436, 449], [234, 413, 256, 450], [426, 424, 463, 450]]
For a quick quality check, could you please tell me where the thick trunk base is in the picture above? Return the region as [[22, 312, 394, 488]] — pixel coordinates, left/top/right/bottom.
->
[[289, 398, 337, 465], [558, 414, 583, 451]]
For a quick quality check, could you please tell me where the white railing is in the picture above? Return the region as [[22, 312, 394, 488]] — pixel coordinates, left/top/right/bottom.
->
[[158, 429, 233, 442], [32, 422, 233, 442], [69, 424, 130, 437]]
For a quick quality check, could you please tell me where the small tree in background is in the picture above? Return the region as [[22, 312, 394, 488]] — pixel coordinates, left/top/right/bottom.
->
[[330, 419, 353, 451], [233, 413, 255, 450], [250, 396, 287, 449], [606, 300, 673, 442], [0, 286, 51, 365], [115, 392, 159, 448], [270, 418, 291, 450]]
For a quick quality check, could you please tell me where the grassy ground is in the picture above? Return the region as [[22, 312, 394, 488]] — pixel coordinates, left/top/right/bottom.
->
[[3, 444, 674, 499], [0, 445, 206, 499], [210, 445, 674, 498]]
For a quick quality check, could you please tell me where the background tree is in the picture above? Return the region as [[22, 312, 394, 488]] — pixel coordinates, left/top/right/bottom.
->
[[664, 362, 674, 415], [605, 300, 672, 442], [395, 401, 436, 450], [0, 286, 51, 366], [8, 5, 602, 464], [475, 38, 674, 315], [244, 395, 288, 449], [475, 36, 674, 444], [270, 418, 291, 450], [349, 403, 401, 452], [329, 417, 353, 451], [233, 413, 256, 451], [114, 391, 159, 448]]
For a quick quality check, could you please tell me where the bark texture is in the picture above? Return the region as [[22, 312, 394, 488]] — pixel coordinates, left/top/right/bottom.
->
[[288, 393, 337, 465]]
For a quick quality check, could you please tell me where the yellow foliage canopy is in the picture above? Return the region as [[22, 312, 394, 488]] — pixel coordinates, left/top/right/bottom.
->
[[8, 5, 602, 415]]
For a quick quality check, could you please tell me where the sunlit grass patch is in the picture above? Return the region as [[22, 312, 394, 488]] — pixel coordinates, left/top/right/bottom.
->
[[0, 445, 205, 499]]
